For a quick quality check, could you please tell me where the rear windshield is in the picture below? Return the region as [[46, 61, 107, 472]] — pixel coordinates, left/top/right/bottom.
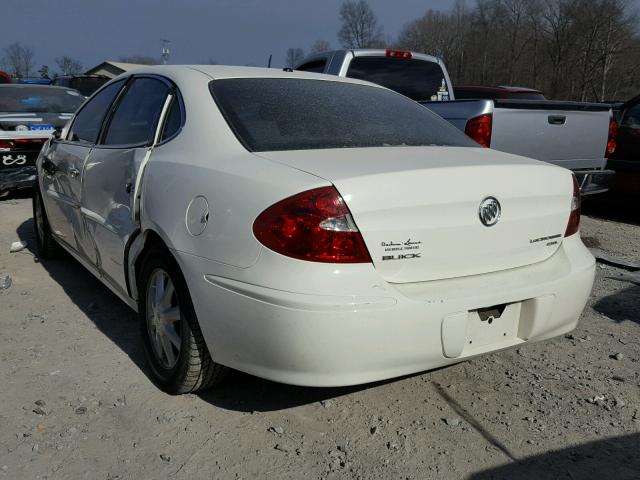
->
[[0, 86, 84, 113], [209, 78, 475, 152], [346, 57, 447, 101]]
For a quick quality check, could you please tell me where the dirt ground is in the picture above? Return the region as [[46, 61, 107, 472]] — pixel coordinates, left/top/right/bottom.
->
[[1, 196, 639, 480]]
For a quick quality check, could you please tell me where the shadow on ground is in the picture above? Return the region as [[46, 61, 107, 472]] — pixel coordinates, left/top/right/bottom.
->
[[468, 433, 640, 480], [16, 216, 400, 412], [582, 193, 640, 227], [593, 284, 640, 324]]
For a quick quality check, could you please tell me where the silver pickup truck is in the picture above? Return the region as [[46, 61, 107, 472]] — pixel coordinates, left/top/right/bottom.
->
[[295, 49, 616, 194]]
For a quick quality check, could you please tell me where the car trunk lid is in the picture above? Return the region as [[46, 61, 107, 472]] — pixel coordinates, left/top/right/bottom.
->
[[256, 146, 573, 283]]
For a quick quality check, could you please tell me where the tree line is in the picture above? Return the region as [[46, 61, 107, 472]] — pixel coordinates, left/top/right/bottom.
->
[[289, 0, 639, 102], [0, 42, 161, 80]]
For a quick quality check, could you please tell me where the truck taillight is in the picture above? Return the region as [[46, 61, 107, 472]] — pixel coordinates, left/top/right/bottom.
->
[[253, 186, 371, 263], [385, 49, 412, 59], [605, 119, 617, 158], [465, 114, 492, 148], [564, 175, 581, 237]]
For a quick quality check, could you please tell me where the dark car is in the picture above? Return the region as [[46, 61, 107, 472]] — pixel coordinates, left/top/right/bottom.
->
[[453, 85, 547, 101], [607, 94, 640, 196], [0, 84, 85, 197], [51, 75, 110, 97]]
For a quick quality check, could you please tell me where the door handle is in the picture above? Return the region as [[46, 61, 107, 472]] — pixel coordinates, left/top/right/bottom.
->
[[69, 167, 80, 178], [548, 115, 566, 125]]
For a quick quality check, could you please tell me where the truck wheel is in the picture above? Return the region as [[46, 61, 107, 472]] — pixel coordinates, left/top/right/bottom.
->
[[138, 246, 227, 394], [32, 187, 60, 259]]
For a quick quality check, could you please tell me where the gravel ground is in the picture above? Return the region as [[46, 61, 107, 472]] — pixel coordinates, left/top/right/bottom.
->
[[0, 197, 639, 480]]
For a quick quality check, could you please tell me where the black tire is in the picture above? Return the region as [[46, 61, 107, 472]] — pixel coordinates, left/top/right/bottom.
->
[[32, 186, 60, 259], [138, 246, 227, 394]]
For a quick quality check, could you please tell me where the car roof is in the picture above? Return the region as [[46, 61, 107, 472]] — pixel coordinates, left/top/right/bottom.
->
[[0, 83, 79, 92], [115, 64, 389, 89]]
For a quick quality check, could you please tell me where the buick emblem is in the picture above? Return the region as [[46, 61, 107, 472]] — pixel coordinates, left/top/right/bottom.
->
[[478, 197, 501, 227]]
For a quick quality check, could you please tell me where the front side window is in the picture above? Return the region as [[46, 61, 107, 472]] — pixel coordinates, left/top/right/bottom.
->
[[346, 57, 447, 101], [210, 78, 475, 152], [68, 80, 125, 144], [102, 77, 170, 146]]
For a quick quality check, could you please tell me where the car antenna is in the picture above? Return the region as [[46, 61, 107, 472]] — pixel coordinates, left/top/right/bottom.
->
[[267, 54, 272, 68]]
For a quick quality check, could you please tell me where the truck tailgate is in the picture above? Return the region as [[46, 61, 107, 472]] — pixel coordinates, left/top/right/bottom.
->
[[491, 100, 611, 169]]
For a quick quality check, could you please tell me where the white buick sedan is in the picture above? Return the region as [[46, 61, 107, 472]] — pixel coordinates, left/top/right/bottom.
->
[[33, 66, 595, 394]]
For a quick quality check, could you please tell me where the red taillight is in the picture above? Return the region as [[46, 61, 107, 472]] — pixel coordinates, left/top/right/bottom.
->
[[465, 114, 492, 148], [253, 186, 372, 263], [605, 118, 617, 158], [0, 138, 47, 149], [564, 175, 581, 237], [385, 49, 412, 59], [14, 138, 47, 144]]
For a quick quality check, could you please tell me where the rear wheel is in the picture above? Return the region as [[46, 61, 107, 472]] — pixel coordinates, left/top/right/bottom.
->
[[138, 246, 227, 394], [32, 187, 60, 259]]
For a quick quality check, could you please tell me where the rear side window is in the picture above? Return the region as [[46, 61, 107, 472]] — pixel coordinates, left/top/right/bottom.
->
[[103, 77, 170, 146], [210, 78, 475, 152], [69, 79, 125, 144], [454, 89, 498, 100], [346, 57, 447, 101], [296, 60, 327, 73], [160, 94, 183, 142], [508, 92, 546, 101], [622, 102, 640, 129]]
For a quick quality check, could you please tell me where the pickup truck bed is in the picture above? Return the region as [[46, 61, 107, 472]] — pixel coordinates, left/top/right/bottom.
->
[[423, 99, 615, 195]]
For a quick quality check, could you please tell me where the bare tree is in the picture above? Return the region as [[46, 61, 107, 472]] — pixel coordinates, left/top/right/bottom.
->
[[2, 42, 35, 78], [392, 0, 639, 101], [310, 40, 332, 54], [118, 56, 160, 65], [338, 0, 384, 48], [285, 48, 305, 68], [38, 65, 50, 79], [55, 56, 83, 76]]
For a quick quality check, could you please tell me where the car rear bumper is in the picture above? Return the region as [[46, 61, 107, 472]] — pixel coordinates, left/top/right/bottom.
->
[[178, 234, 595, 387], [0, 166, 36, 197], [574, 168, 615, 195]]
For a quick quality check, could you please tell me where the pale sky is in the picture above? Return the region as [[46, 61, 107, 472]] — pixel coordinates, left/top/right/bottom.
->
[[3, 0, 459, 73]]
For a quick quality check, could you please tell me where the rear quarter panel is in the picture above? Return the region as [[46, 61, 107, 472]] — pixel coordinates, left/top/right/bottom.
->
[[139, 69, 328, 271]]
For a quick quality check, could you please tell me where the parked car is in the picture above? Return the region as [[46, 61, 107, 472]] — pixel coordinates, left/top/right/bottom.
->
[[16, 78, 52, 85], [33, 66, 595, 394], [0, 84, 84, 197], [454, 85, 547, 101], [296, 49, 616, 195], [607, 94, 640, 196], [52, 74, 110, 97]]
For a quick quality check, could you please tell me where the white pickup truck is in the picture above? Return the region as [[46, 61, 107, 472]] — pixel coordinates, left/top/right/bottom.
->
[[295, 49, 616, 195]]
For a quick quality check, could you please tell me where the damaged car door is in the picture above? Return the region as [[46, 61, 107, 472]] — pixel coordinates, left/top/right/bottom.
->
[[80, 76, 173, 295], [41, 80, 125, 254]]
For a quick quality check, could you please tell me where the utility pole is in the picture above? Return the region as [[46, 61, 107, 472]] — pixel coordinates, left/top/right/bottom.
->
[[161, 39, 171, 65]]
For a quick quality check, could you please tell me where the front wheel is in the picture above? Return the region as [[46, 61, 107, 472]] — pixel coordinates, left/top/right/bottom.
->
[[138, 247, 227, 394], [32, 186, 60, 259]]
